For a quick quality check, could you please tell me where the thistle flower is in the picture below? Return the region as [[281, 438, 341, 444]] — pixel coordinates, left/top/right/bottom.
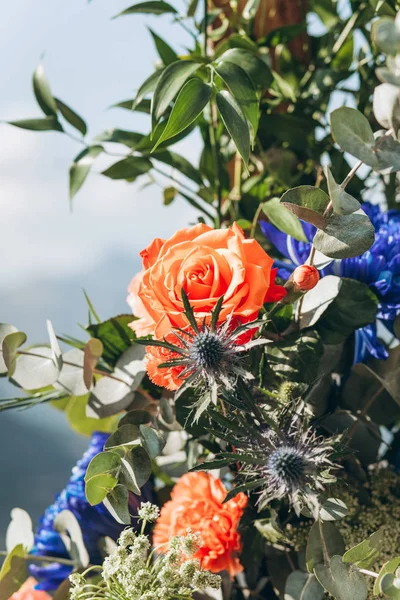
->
[[29, 432, 154, 591], [141, 291, 269, 418]]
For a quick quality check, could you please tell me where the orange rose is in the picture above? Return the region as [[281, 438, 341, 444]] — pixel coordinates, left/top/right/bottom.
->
[[9, 579, 51, 600], [128, 223, 280, 340], [153, 472, 248, 577]]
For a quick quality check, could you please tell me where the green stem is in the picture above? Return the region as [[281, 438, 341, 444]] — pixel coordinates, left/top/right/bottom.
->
[[250, 202, 263, 238], [0, 551, 77, 566], [203, 0, 208, 58]]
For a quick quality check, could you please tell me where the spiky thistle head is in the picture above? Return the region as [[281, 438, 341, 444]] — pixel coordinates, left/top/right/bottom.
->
[[140, 291, 269, 419]]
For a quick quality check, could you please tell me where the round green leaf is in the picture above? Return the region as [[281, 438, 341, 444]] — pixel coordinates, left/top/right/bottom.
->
[[105, 424, 141, 450], [85, 451, 122, 482], [280, 186, 329, 229], [313, 210, 375, 259], [262, 197, 307, 242], [284, 571, 325, 600], [85, 473, 118, 505], [319, 498, 348, 522], [325, 166, 360, 216], [103, 485, 131, 524], [330, 107, 379, 168], [0, 324, 18, 375], [11, 346, 59, 388]]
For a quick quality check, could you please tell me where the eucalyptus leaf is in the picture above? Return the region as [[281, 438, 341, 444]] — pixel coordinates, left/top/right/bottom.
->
[[280, 186, 329, 229], [325, 166, 360, 215], [216, 90, 250, 166], [319, 498, 348, 521], [314, 555, 368, 600], [284, 570, 325, 600], [47, 319, 63, 370], [85, 473, 118, 505], [103, 485, 131, 524], [342, 527, 385, 568], [300, 275, 341, 329], [373, 83, 400, 132], [66, 395, 118, 437], [69, 145, 103, 200], [0, 544, 28, 600], [262, 197, 307, 242], [32, 64, 58, 116], [330, 107, 379, 168], [139, 424, 166, 458], [381, 574, 400, 598], [371, 16, 400, 54], [54, 348, 86, 396], [83, 338, 103, 390], [152, 79, 211, 151], [313, 210, 375, 259], [306, 521, 345, 572], [86, 314, 133, 367], [2, 332, 27, 377], [375, 557, 400, 596], [152, 60, 200, 125], [105, 424, 141, 450], [11, 346, 59, 389], [85, 451, 121, 481], [53, 510, 89, 567], [5, 509, 34, 554], [120, 445, 152, 494], [375, 131, 400, 174], [0, 324, 18, 375]]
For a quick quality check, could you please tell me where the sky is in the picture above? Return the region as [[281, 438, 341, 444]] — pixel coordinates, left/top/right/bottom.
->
[[0, 0, 199, 539]]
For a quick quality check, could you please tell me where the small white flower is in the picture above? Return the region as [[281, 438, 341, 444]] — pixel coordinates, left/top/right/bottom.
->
[[118, 528, 137, 548], [179, 559, 201, 584], [192, 570, 222, 590], [138, 502, 160, 523]]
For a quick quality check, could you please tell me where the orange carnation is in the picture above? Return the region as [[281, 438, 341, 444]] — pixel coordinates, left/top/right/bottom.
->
[[145, 333, 185, 391], [153, 472, 248, 577], [9, 579, 51, 600], [128, 223, 282, 339]]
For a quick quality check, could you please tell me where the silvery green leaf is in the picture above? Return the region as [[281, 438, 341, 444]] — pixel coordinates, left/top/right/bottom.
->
[[0, 324, 18, 375], [325, 166, 360, 215], [313, 209, 375, 259], [284, 570, 324, 600], [54, 349, 86, 396], [375, 130, 400, 174], [103, 485, 131, 524], [373, 83, 400, 132], [5, 509, 34, 553], [330, 107, 379, 168], [375, 558, 400, 595], [381, 573, 400, 598], [11, 346, 59, 389], [320, 498, 348, 521], [342, 527, 385, 568], [47, 320, 62, 370], [54, 510, 89, 568], [300, 275, 341, 329], [314, 555, 368, 600], [371, 16, 400, 55]]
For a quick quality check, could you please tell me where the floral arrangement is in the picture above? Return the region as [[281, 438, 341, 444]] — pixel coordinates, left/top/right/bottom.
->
[[2, 1, 400, 599]]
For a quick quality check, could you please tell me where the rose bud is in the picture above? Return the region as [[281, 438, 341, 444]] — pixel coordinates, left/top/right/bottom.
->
[[291, 265, 320, 291]]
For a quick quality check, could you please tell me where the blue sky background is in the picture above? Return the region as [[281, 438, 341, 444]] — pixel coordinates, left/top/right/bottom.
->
[[0, 0, 199, 540]]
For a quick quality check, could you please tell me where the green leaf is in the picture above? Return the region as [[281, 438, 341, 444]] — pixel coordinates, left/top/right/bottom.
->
[[330, 107, 379, 168], [120, 410, 152, 426], [134, 69, 165, 108], [148, 28, 178, 65], [54, 510, 89, 567], [0, 544, 28, 600], [375, 131, 400, 175], [313, 209, 375, 259], [263, 23, 306, 47], [325, 166, 360, 215], [309, 0, 339, 30], [102, 156, 152, 180], [152, 79, 211, 151], [371, 17, 400, 55], [381, 574, 400, 598], [2, 332, 27, 377], [69, 145, 103, 200], [153, 149, 203, 185], [139, 424, 166, 458], [103, 484, 130, 524], [163, 186, 176, 205], [319, 498, 348, 522], [55, 348, 86, 396], [0, 324, 18, 375], [265, 329, 323, 385], [7, 117, 63, 132], [55, 98, 87, 135], [5, 509, 34, 553], [342, 528, 385, 569], [215, 61, 259, 140], [85, 451, 121, 481], [262, 197, 307, 242], [65, 395, 118, 437], [85, 473, 118, 505], [83, 338, 103, 390], [32, 64, 58, 116], [95, 129, 145, 148], [314, 556, 368, 600], [86, 315, 134, 367], [306, 521, 345, 572], [120, 445, 152, 494], [216, 48, 273, 89], [105, 424, 141, 450], [11, 346, 59, 389], [216, 90, 250, 166], [280, 186, 329, 229], [310, 277, 378, 345], [113, 98, 151, 113], [152, 60, 200, 124], [284, 570, 325, 600], [114, 0, 177, 17], [375, 558, 400, 596]]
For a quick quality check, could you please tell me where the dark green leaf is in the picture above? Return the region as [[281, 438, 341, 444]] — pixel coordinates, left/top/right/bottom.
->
[[265, 329, 323, 384], [262, 23, 306, 47], [0, 545, 28, 600], [216, 90, 250, 166], [215, 61, 259, 140], [95, 129, 145, 148], [163, 186, 176, 204], [69, 145, 103, 200], [114, 1, 177, 17], [8, 117, 63, 132], [330, 107, 379, 168], [113, 98, 152, 113], [306, 521, 345, 572], [314, 556, 368, 600], [32, 64, 58, 116], [152, 60, 200, 124], [102, 156, 152, 180], [120, 445, 152, 494], [313, 210, 375, 259], [105, 424, 141, 450], [120, 410, 152, 426], [148, 28, 178, 65], [280, 186, 329, 229], [55, 98, 87, 136], [103, 485, 131, 524], [322, 409, 380, 466], [153, 149, 203, 184], [134, 68, 165, 107], [152, 79, 211, 151], [85, 451, 121, 481], [216, 48, 273, 89], [284, 571, 325, 600], [139, 424, 166, 458]]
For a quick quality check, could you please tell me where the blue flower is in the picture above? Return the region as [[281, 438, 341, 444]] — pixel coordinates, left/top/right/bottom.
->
[[30, 432, 154, 591], [260, 203, 400, 363]]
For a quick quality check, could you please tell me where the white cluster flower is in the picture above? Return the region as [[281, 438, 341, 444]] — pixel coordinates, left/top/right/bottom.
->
[[180, 529, 202, 556], [192, 570, 222, 590], [138, 501, 161, 523], [179, 559, 201, 584], [118, 528, 137, 548]]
